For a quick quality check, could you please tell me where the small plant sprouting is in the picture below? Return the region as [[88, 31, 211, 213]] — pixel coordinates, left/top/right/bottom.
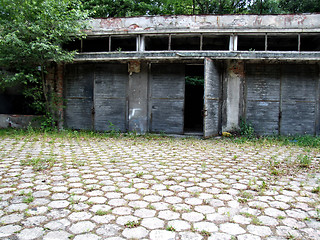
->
[[147, 204, 155, 210], [199, 230, 211, 237], [239, 118, 255, 139], [96, 210, 109, 216], [23, 195, 34, 204], [201, 162, 207, 171], [298, 154, 312, 168], [125, 220, 141, 228], [166, 225, 176, 232], [135, 172, 144, 178], [312, 186, 320, 193], [20, 157, 55, 171]]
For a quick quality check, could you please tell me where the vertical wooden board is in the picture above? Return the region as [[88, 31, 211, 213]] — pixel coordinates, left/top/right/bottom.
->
[[94, 99, 127, 131], [64, 64, 94, 130], [94, 63, 128, 132], [65, 64, 94, 98], [280, 64, 317, 135], [245, 64, 280, 135], [64, 99, 93, 130], [281, 65, 317, 101], [150, 64, 185, 134], [204, 58, 220, 138], [246, 101, 279, 135], [150, 99, 184, 133], [281, 102, 315, 135], [246, 64, 281, 101], [95, 64, 127, 99]]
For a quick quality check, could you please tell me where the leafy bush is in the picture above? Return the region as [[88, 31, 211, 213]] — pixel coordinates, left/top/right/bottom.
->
[[239, 119, 255, 138]]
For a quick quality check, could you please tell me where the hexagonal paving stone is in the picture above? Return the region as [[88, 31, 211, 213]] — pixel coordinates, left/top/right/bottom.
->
[[134, 208, 156, 218], [220, 223, 246, 235], [158, 210, 180, 220], [150, 230, 177, 240], [96, 224, 121, 237], [43, 231, 72, 240], [17, 227, 44, 240], [182, 212, 204, 222], [141, 217, 165, 229], [122, 226, 148, 239], [194, 221, 218, 232], [0, 225, 22, 238], [69, 221, 95, 234]]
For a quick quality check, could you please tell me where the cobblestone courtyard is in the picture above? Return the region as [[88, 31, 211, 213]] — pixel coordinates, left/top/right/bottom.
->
[[0, 133, 320, 240]]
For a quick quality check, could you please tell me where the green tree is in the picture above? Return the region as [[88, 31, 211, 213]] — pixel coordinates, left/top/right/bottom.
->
[[82, 0, 162, 17], [0, 0, 89, 118], [248, 0, 282, 14], [279, 0, 320, 13]]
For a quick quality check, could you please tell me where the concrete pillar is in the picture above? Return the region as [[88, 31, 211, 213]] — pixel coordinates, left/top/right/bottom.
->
[[229, 35, 234, 51], [128, 61, 148, 133], [223, 60, 245, 132], [140, 35, 145, 51]]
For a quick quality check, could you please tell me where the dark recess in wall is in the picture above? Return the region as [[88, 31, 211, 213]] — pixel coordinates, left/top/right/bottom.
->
[[267, 35, 298, 51], [111, 36, 136, 51], [145, 36, 168, 50], [238, 35, 265, 51], [171, 35, 200, 50], [0, 86, 35, 114], [203, 35, 229, 50], [184, 64, 204, 132]]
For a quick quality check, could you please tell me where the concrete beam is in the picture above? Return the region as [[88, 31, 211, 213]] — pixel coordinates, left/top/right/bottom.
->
[[74, 51, 320, 62], [88, 14, 320, 35]]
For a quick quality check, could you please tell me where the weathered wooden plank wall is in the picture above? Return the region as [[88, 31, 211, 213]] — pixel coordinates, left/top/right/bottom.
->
[[149, 64, 185, 134], [94, 64, 128, 132], [246, 63, 318, 135], [204, 58, 221, 137], [64, 64, 94, 130]]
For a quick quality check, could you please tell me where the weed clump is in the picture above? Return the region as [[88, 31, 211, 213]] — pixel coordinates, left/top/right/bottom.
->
[[20, 157, 55, 171]]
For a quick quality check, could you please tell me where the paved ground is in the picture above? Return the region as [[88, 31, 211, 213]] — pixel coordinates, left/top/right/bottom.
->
[[0, 134, 320, 240]]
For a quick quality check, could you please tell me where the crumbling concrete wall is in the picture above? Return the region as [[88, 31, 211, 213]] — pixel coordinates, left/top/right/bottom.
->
[[89, 14, 320, 35], [0, 114, 41, 129]]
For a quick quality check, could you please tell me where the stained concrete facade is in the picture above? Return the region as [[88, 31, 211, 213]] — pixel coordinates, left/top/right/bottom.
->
[[56, 14, 320, 136]]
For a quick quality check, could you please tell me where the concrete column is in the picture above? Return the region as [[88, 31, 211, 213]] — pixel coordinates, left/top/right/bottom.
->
[[222, 60, 245, 132], [140, 35, 145, 51], [128, 61, 148, 133], [233, 35, 238, 51], [229, 35, 234, 51]]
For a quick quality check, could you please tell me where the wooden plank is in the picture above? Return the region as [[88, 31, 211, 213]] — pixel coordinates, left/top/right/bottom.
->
[[64, 64, 94, 130], [245, 64, 281, 135], [94, 63, 128, 132], [280, 64, 317, 135], [150, 64, 185, 134], [204, 58, 220, 138]]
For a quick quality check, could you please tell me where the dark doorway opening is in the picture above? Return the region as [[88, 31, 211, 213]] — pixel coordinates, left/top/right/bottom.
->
[[184, 64, 204, 134]]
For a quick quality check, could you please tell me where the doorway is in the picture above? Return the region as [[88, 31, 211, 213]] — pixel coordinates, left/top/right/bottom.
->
[[184, 64, 204, 134]]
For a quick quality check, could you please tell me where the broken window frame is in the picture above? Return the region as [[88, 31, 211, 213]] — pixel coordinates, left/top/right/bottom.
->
[[64, 32, 320, 53]]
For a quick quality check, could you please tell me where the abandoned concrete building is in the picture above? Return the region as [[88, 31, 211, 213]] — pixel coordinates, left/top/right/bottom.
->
[[47, 14, 320, 136]]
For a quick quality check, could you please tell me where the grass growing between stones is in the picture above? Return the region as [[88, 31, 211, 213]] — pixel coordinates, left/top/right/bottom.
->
[[125, 220, 141, 228], [20, 157, 55, 171]]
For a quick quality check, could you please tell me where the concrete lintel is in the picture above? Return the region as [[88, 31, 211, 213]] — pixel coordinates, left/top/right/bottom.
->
[[74, 51, 320, 62], [90, 14, 320, 34], [87, 28, 320, 36]]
